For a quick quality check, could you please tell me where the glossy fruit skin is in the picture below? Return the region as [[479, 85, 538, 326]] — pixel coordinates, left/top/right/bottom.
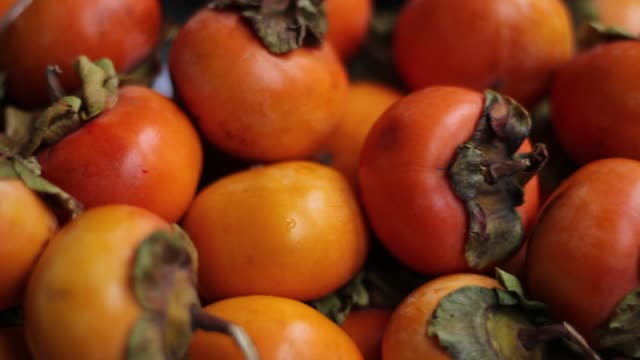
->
[[25, 205, 169, 359], [189, 295, 364, 360], [0, 327, 32, 360], [551, 41, 640, 164], [0, 180, 57, 310], [169, 9, 348, 161], [342, 309, 391, 360], [0, 0, 162, 108], [325, 0, 372, 59], [0, 0, 16, 18], [323, 82, 402, 189], [393, 0, 574, 107], [527, 158, 640, 343], [382, 274, 501, 360], [183, 161, 368, 302], [37, 85, 203, 223], [592, 0, 640, 35], [358, 86, 540, 276]]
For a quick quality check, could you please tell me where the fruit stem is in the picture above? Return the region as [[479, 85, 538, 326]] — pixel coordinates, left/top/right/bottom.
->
[[46, 65, 65, 102], [190, 306, 261, 360], [518, 323, 601, 360]]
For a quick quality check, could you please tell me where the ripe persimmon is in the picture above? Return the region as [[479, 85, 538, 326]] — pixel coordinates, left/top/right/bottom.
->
[[169, 5, 348, 161], [183, 161, 368, 302], [319, 81, 402, 189], [189, 295, 364, 360], [0, 0, 162, 108], [342, 308, 391, 360], [0, 179, 56, 309], [359, 86, 546, 276], [527, 158, 640, 353], [551, 40, 640, 163], [0, 0, 15, 19], [393, 0, 574, 106], [325, 0, 372, 59]]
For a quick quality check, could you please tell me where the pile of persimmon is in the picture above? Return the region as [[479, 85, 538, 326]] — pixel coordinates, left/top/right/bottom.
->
[[1, 0, 639, 359]]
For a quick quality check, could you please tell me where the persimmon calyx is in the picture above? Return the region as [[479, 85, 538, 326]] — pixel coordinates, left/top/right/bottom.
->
[[429, 269, 601, 360], [129, 227, 259, 360], [598, 288, 640, 358], [309, 272, 369, 325], [448, 90, 549, 270], [208, 0, 327, 54]]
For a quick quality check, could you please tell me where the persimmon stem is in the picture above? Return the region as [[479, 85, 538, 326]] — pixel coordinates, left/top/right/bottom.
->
[[518, 322, 601, 360], [190, 306, 261, 360], [46, 65, 65, 102]]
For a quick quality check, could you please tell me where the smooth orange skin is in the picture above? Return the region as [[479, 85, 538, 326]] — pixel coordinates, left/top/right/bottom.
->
[[37, 85, 203, 223], [358, 86, 540, 276], [592, 0, 640, 35], [0, 0, 15, 18], [0, 327, 32, 360], [0, 180, 56, 310], [342, 309, 392, 360], [25, 205, 169, 359], [382, 274, 501, 360], [169, 10, 349, 161], [0, 0, 161, 108], [325, 0, 372, 59], [189, 296, 363, 360], [323, 82, 402, 189], [393, 0, 574, 107], [183, 161, 368, 302], [551, 41, 640, 164], [527, 158, 640, 343]]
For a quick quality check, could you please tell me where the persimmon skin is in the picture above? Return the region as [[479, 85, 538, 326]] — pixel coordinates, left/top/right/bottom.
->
[[325, 0, 372, 59], [592, 0, 640, 35], [323, 82, 402, 189], [0, 0, 16, 18], [342, 309, 391, 360], [358, 86, 539, 276], [0, 180, 57, 310], [189, 296, 364, 360], [382, 274, 501, 360], [37, 85, 203, 223], [527, 158, 640, 343], [0, 327, 32, 360], [183, 161, 368, 302], [169, 9, 348, 161], [551, 41, 640, 164], [393, 0, 574, 107], [0, 0, 161, 108], [25, 205, 170, 359]]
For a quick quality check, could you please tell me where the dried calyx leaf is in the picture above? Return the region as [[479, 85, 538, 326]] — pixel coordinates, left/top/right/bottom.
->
[[428, 268, 602, 360], [309, 272, 370, 325], [598, 288, 640, 358], [579, 22, 638, 50], [128, 227, 259, 360], [448, 90, 549, 270], [208, 0, 326, 54]]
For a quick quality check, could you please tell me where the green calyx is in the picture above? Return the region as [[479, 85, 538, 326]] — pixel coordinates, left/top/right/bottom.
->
[[128, 226, 260, 360], [448, 90, 548, 270], [208, 0, 327, 54], [598, 288, 640, 358], [429, 269, 602, 360]]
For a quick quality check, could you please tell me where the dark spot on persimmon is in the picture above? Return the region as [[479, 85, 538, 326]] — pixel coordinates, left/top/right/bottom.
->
[[376, 120, 399, 151]]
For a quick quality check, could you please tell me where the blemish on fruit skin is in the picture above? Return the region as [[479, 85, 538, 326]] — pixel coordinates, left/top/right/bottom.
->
[[141, 168, 148, 174]]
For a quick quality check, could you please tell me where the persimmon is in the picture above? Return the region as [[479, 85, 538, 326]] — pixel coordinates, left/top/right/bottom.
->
[[0, 327, 31, 360], [319, 81, 402, 188], [325, 0, 372, 59], [189, 295, 364, 360], [342, 308, 391, 360], [0, 0, 15, 19], [183, 161, 368, 302], [0, 179, 56, 310], [169, 3, 348, 161], [393, 0, 574, 106], [359, 86, 546, 276], [592, 0, 640, 34], [527, 158, 640, 355], [25, 205, 258, 359], [551, 40, 640, 164], [22, 57, 203, 223], [0, 0, 162, 108]]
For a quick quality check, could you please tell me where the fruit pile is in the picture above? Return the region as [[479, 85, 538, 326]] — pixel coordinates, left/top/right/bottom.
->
[[0, 0, 639, 359]]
